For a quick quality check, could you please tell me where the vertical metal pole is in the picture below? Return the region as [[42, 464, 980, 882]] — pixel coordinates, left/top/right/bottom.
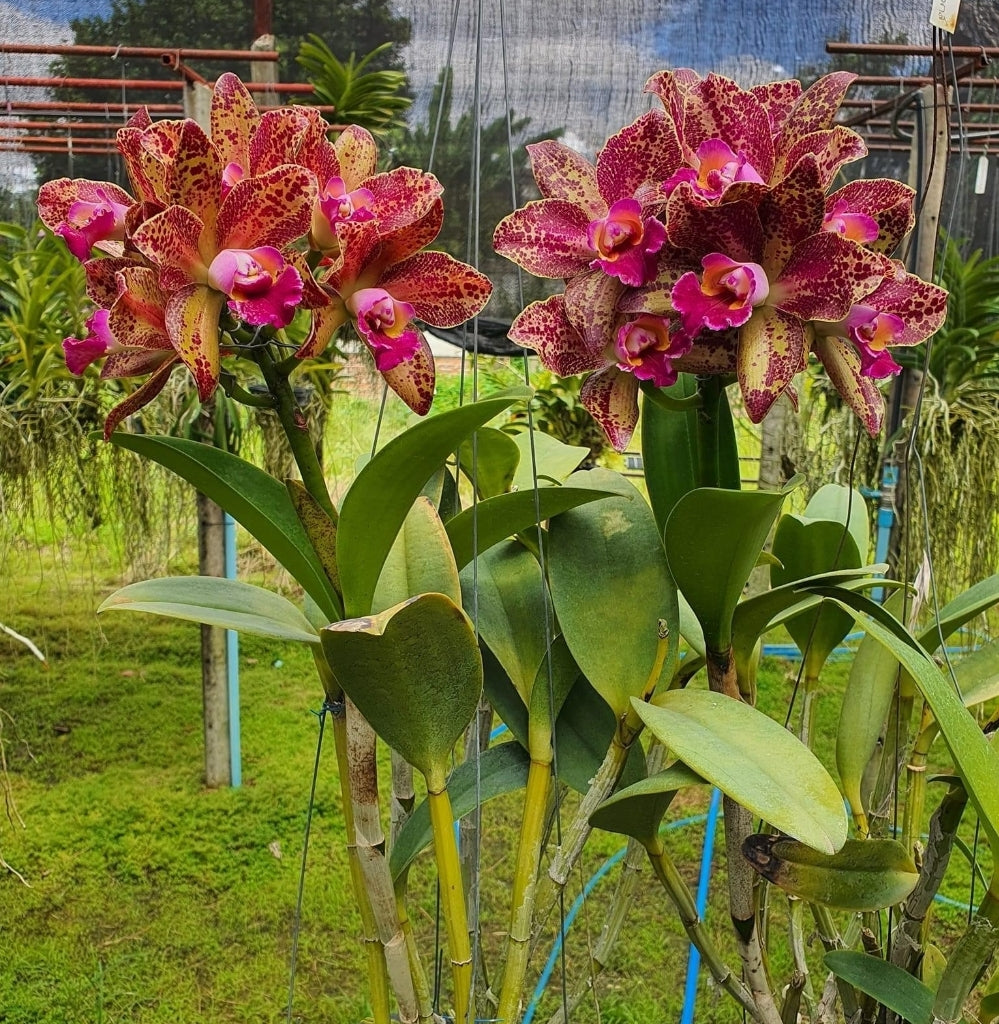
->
[[225, 512, 242, 787]]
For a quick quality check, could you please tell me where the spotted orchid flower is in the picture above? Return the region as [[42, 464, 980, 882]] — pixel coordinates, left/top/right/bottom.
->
[[302, 219, 492, 414], [647, 69, 867, 203], [812, 265, 947, 433], [37, 180, 134, 262], [494, 109, 681, 288]]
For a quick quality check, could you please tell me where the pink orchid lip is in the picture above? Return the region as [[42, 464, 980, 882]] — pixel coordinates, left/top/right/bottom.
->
[[56, 192, 130, 262], [672, 253, 770, 335], [843, 305, 905, 378], [320, 176, 376, 225], [822, 199, 879, 244], [346, 287, 420, 372], [63, 308, 116, 375], [586, 197, 667, 287], [662, 138, 764, 200], [613, 314, 692, 387], [207, 246, 304, 328]]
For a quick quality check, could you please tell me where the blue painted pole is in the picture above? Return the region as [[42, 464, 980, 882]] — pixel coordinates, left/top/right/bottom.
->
[[873, 461, 898, 603], [224, 511, 242, 787]]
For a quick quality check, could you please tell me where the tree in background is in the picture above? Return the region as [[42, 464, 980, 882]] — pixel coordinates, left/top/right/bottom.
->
[[388, 68, 556, 320], [34, 0, 410, 183]]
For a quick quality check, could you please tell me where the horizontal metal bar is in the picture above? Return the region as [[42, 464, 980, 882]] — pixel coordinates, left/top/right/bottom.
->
[[0, 75, 315, 93], [0, 43, 278, 61]]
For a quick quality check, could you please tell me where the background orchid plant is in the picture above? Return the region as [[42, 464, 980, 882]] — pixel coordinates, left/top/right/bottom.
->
[[34, 67, 999, 1024]]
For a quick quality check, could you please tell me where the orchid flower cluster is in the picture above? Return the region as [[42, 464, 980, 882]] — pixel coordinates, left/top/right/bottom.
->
[[37, 73, 491, 437], [494, 69, 948, 448]]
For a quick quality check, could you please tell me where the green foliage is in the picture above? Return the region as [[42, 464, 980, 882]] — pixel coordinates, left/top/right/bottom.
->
[[296, 37, 411, 135]]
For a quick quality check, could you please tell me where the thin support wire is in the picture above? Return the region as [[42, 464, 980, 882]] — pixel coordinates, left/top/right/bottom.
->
[[285, 697, 335, 1024]]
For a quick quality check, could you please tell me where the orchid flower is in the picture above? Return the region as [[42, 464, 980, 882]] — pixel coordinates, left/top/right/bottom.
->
[[37, 179, 135, 261], [494, 109, 681, 288], [303, 219, 492, 414]]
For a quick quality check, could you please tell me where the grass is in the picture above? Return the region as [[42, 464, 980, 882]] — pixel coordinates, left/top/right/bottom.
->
[[1, 383, 992, 1024]]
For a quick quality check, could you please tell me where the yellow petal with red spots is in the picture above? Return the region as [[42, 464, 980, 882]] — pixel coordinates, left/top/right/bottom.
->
[[165, 283, 225, 401], [297, 298, 349, 360], [210, 72, 258, 173], [738, 307, 806, 423], [168, 119, 224, 231], [813, 335, 884, 435], [215, 165, 316, 252], [131, 205, 207, 291], [333, 124, 378, 187], [377, 329, 435, 416]]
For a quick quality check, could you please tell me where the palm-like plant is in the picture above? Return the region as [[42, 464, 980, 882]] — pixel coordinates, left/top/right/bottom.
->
[[296, 37, 411, 136]]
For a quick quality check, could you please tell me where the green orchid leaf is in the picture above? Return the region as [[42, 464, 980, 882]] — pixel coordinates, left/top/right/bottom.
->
[[665, 481, 796, 653], [824, 951, 933, 1024], [920, 943, 947, 993], [954, 638, 999, 708], [771, 516, 862, 676], [549, 469, 678, 718], [916, 573, 999, 654], [743, 836, 918, 910], [823, 590, 999, 854], [837, 590, 905, 827], [389, 741, 530, 880], [632, 690, 847, 853], [321, 593, 482, 789], [679, 591, 706, 658], [803, 484, 870, 561], [446, 486, 614, 571], [286, 479, 341, 601], [460, 540, 549, 703], [589, 763, 706, 844], [481, 642, 529, 744], [98, 576, 320, 644], [457, 426, 520, 499], [337, 389, 530, 617], [105, 434, 340, 620], [372, 496, 461, 613], [510, 430, 588, 491]]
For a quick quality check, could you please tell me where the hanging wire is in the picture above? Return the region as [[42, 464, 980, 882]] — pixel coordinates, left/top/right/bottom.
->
[[285, 697, 335, 1023]]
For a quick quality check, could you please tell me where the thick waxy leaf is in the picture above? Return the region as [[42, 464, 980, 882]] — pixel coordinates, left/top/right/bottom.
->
[[389, 741, 530, 880], [457, 427, 520, 499], [633, 690, 847, 853], [955, 639, 999, 708], [916, 573, 999, 654], [549, 469, 678, 718], [772, 515, 862, 675], [837, 589, 905, 825], [743, 836, 918, 910], [824, 951, 933, 1024], [336, 390, 530, 617], [643, 374, 741, 509], [527, 637, 581, 761], [372, 496, 461, 613], [825, 591, 999, 854], [99, 575, 320, 644], [589, 763, 706, 844], [286, 479, 340, 602], [804, 484, 870, 561], [460, 541, 549, 703], [511, 430, 589, 490], [105, 434, 340, 620], [665, 482, 795, 652], [322, 594, 482, 789], [446, 486, 614, 571]]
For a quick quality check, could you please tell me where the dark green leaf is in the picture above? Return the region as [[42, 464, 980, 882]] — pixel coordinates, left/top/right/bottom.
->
[[589, 763, 706, 844], [824, 951, 933, 1024]]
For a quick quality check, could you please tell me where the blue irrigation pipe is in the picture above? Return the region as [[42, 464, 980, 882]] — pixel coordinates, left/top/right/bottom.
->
[[520, 812, 711, 1024], [679, 787, 722, 1024], [224, 511, 242, 788]]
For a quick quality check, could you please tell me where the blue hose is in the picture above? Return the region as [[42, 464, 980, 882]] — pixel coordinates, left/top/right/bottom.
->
[[679, 788, 722, 1024]]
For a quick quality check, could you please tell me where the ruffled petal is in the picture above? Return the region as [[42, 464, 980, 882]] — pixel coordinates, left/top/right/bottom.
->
[[758, 156, 826, 269], [780, 72, 856, 139], [380, 251, 492, 328], [210, 72, 258, 174], [508, 294, 605, 376], [563, 268, 625, 353], [824, 179, 915, 255], [596, 108, 681, 207], [750, 79, 802, 135], [333, 124, 379, 185], [215, 164, 316, 252], [664, 186, 764, 262], [131, 204, 206, 291], [777, 126, 867, 187], [493, 199, 594, 278], [247, 106, 312, 174], [526, 140, 602, 215], [364, 166, 444, 236]]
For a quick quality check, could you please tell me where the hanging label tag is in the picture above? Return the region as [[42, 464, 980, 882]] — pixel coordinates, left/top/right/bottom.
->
[[930, 0, 961, 32], [974, 154, 989, 195]]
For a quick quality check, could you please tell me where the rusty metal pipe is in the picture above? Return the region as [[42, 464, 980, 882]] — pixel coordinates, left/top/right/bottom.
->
[[0, 75, 316, 93], [828, 42, 999, 58], [0, 43, 278, 61]]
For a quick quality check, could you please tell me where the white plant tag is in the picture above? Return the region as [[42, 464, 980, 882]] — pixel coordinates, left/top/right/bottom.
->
[[974, 154, 989, 195], [930, 0, 962, 32]]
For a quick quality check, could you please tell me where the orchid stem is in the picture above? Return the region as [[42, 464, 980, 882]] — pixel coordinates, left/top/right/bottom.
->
[[254, 344, 336, 520]]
